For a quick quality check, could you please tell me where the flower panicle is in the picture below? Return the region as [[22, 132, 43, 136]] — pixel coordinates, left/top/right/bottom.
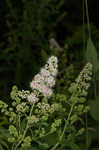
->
[[27, 56, 58, 103], [69, 63, 93, 96]]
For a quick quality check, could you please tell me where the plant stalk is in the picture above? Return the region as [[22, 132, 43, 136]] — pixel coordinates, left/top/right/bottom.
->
[[13, 104, 34, 150], [50, 104, 74, 150]]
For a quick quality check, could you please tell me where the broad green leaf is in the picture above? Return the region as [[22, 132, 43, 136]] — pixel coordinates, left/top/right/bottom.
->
[[89, 96, 99, 122], [41, 133, 58, 148], [85, 38, 99, 73]]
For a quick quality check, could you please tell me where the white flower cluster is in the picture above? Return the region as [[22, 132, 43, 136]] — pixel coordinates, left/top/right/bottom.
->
[[17, 90, 30, 99], [28, 56, 58, 100], [16, 102, 29, 113], [27, 115, 39, 124], [36, 102, 61, 114], [27, 93, 39, 104]]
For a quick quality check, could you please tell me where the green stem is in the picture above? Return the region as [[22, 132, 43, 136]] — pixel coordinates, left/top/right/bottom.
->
[[83, 0, 86, 52], [36, 131, 52, 140], [85, 113, 88, 150], [12, 143, 15, 150], [18, 114, 21, 134], [50, 104, 74, 150], [85, 0, 91, 38], [13, 104, 34, 150]]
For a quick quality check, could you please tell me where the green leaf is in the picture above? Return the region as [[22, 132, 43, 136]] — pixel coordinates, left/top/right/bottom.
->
[[77, 143, 86, 150], [0, 140, 9, 150], [30, 147, 38, 150], [63, 140, 81, 150], [0, 127, 10, 150], [0, 144, 3, 150], [41, 133, 58, 148], [89, 96, 99, 122], [19, 147, 39, 150], [70, 143, 81, 150], [85, 38, 99, 73]]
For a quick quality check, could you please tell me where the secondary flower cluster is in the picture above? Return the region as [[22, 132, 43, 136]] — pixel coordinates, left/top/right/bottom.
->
[[27, 56, 58, 103], [69, 62, 93, 97], [36, 102, 61, 114], [75, 63, 92, 93], [27, 93, 39, 104]]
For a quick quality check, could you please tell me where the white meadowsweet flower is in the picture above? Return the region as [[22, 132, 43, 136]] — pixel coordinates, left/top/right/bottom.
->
[[45, 76, 55, 87], [45, 63, 58, 77], [27, 93, 38, 103], [34, 74, 44, 83], [41, 86, 53, 98], [30, 81, 42, 91], [30, 56, 58, 99], [30, 81, 37, 89], [40, 68, 51, 77], [51, 68, 58, 77], [47, 56, 58, 65]]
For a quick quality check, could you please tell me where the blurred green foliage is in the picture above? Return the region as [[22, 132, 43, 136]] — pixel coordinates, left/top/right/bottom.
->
[[0, 0, 99, 100], [0, 0, 67, 99]]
